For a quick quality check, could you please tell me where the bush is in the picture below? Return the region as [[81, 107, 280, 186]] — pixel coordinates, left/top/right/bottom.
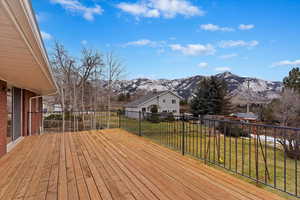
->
[[44, 113, 82, 121], [161, 113, 175, 122], [44, 114, 62, 120], [147, 113, 160, 123], [217, 121, 249, 137]]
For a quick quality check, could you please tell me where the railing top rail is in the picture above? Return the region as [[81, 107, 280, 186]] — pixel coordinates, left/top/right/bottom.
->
[[124, 110, 300, 131]]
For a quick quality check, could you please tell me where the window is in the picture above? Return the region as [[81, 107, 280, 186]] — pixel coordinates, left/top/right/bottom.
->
[[142, 107, 146, 112], [172, 99, 176, 104], [173, 110, 177, 113], [162, 99, 166, 103]]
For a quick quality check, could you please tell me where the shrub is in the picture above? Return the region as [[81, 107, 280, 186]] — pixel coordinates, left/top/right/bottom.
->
[[44, 113, 82, 121], [161, 113, 175, 122], [217, 121, 250, 137], [147, 113, 160, 123], [44, 114, 62, 120]]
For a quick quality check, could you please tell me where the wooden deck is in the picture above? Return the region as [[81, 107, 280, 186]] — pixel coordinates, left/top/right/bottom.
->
[[0, 129, 284, 200]]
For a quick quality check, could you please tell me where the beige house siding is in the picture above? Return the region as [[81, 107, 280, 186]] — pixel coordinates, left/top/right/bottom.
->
[[125, 91, 181, 118]]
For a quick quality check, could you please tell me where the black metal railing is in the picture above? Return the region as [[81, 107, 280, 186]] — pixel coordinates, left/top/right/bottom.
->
[[120, 110, 300, 198], [28, 110, 120, 134]]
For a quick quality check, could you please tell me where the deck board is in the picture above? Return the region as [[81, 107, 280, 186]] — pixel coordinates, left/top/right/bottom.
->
[[0, 129, 284, 200]]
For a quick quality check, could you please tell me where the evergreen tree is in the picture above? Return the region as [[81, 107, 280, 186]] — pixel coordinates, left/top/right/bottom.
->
[[283, 67, 300, 92], [190, 76, 232, 116]]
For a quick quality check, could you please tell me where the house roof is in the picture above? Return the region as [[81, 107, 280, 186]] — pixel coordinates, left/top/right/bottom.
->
[[0, 0, 57, 95], [125, 91, 181, 108]]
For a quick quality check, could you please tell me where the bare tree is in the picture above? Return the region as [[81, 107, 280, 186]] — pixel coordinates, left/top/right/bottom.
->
[[51, 41, 75, 111], [78, 48, 104, 111], [274, 88, 300, 127], [104, 51, 125, 128], [51, 42, 127, 130], [51, 42, 104, 111], [275, 89, 300, 160]]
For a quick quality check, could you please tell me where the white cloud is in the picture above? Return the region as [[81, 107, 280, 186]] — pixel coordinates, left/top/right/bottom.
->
[[41, 31, 52, 40], [124, 39, 165, 48], [215, 67, 231, 72], [124, 39, 161, 47], [170, 44, 216, 56], [219, 53, 238, 59], [117, 0, 204, 19], [219, 40, 259, 48], [198, 62, 208, 68], [126, 39, 153, 46], [239, 24, 255, 30], [200, 24, 234, 32], [272, 59, 300, 67], [51, 0, 103, 21], [81, 40, 88, 45]]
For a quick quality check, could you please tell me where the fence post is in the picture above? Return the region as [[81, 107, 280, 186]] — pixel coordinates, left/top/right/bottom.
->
[[182, 114, 185, 155], [139, 111, 142, 136]]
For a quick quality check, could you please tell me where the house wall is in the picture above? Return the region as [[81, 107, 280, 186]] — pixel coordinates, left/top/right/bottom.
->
[[125, 92, 181, 119], [22, 90, 43, 136], [0, 81, 43, 158], [30, 97, 43, 135], [139, 92, 180, 115], [22, 90, 35, 137], [0, 80, 7, 157], [156, 92, 180, 115]]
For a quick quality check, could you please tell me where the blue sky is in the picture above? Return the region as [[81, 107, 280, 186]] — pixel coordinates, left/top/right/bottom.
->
[[33, 0, 300, 81]]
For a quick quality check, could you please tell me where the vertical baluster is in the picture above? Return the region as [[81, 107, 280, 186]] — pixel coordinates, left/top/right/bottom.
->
[[235, 123, 238, 173], [224, 121, 226, 168], [242, 124, 245, 175], [229, 122, 232, 170], [295, 129, 298, 196], [284, 128, 287, 192], [274, 127, 277, 188]]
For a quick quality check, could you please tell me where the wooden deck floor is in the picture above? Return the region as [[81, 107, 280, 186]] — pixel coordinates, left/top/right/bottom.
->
[[0, 129, 284, 200]]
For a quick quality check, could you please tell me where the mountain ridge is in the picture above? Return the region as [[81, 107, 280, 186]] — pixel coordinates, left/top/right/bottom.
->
[[113, 72, 283, 104]]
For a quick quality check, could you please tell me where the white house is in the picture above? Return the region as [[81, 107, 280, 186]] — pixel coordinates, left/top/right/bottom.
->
[[124, 90, 182, 118]]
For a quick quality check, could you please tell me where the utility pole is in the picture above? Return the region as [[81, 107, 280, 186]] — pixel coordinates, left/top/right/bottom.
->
[[247, 79, 250, 113]]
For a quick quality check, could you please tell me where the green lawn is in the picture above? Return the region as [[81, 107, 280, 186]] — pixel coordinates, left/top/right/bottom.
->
[[120, 116, 300, 199]]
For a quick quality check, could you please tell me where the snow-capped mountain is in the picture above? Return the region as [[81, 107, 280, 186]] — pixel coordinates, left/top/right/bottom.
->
[[114, 72, 283, 104]]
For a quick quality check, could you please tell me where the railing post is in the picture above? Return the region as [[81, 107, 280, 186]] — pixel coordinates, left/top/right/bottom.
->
[[182, 114, 185, 155], [139, 111, 142, 136], [118, 111, 121, 128]]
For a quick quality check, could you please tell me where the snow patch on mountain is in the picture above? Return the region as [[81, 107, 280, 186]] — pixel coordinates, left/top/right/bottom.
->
[[114, 72, 283, 104]]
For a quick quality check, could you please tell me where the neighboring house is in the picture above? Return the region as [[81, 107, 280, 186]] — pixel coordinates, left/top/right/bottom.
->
[[43, 103, 63, 113], [124, 90, 182, 118], [231, 112, 258, 121], [0, 0, 57, 157]]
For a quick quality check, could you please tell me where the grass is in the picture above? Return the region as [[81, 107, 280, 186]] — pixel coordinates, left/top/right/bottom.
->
[[120, 116, 300, 199]]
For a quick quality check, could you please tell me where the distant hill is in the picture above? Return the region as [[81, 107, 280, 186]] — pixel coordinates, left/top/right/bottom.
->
[[113, 72, 283, 105]]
